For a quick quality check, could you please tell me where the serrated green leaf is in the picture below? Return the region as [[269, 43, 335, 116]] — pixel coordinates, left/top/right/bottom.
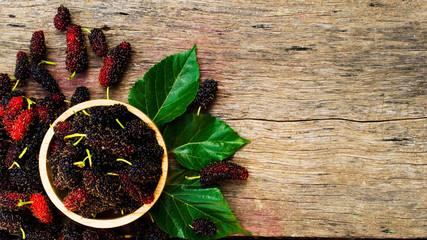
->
[[150, 169, 250, 239], [128, 45, 199, 128], [163, 113, 250, 170]]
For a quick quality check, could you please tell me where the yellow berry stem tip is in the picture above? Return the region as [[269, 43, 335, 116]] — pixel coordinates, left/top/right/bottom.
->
[[197, 106, 201, 117], [68, 71, 76, 80], [24, 96, 36, 109], [64, 133, 87, 139], [20, 227, 26, 239], [39, 60, 57, 66], [188, 224, 194, 229], [64, 100, 71, 103], [107, 172, 119, 176], [12, 79, 19, 91], [86, 149, 92, 167], [73, 136, 84, 146], [106, 86, 110, 100], [17, 199, 34, 207], [185, 175, 200, 180], [82, 109, 91, 116], [19, 147, 28, 159]]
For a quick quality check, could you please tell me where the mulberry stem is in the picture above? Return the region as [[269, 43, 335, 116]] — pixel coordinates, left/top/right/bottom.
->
[[18, 147, 28, 159], [8, 161, 21, 169], [121, 209, 124, 215], [185, 176, 201, 180], [81, 28, 92, 34], [68, 71, 76, 80], [64, 133, 87, 139], [20, 227, 26, 239], [39, 60, 57, 66], [197, 106, 201, 117], [82, 109, 91, 116], [116, 118, 125, 129], [12, 79, 20, 91], [116, 158, 132, 165], [107, 172, 119, 176], [106, 86, 110, 100], [64, 100, 71, 103], [86, 149, 92, 167], [24, 97, 36, 109], [188, 224, 194, 229], [73, 136, 84, 146], [17, 199, 34, 207], [73, 161, 85, 168]]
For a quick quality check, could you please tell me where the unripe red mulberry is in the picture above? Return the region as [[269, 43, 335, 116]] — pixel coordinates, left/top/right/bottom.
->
[[29, 193, 53, 223], [29, 30, 46, 65], [99, 41, 131, 87], [0, 192, 31, 211], [200, 161, 249, 185], [3, 96, 25, 133], [63, 188, 90, 212], [14, 51, 31, 82], [53, 121, 72, 139], [66, 25, 88, 74], [88, 28, 108, 57], [11, 108, 35, 141], [54, 5, 71, 31]]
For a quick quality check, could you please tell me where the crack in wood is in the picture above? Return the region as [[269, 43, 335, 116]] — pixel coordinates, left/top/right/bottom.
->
[[224, 117, 427, 123]]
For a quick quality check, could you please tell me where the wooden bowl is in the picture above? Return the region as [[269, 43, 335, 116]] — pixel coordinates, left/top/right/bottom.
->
[[39, 99, 168, 228]]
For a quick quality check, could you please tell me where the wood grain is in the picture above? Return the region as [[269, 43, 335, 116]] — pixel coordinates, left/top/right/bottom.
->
[[0, 0, 426, 238]]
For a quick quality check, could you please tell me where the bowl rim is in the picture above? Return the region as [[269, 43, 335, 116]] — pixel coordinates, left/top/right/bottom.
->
[[39, 99, 168, 229]]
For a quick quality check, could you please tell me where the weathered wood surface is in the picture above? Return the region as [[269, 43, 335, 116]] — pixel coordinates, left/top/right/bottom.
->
[[0, 0, 426, 238]]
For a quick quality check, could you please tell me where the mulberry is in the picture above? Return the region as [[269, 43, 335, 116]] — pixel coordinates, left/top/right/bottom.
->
[[1, 90, 25, 110], [86, 124, 135, 158], [59, 222, 82, 240], [200, 161, 249, 186], [29, 30, 46, 65], [14, 51, 31, 82], [52, 148, 83, 190], [194, 79, 218, 110], [124, 119, 156, 141], [11, 108, 35, 141], [0, 165, 10, 191], [54, 5, 71, 31], [0, 73, 11, 97], [54, 121, 72, 139], [192, 218, 217, 236], [35, 99, 55, 124], [132, 142, 164, 162], [29, 193, 53, 223], [99, 41, 131, 87], [77, 197, 111, 218], [45, 92, 66, 107], [9, 168, 44, 193], [63, 188, 90, 212], [0, 211, 24, 233], [0, 192, 30, 211], [31, 65, 60, 93], [82, 228, 118, 240], [88, 28, 108, 57], [127, 161, 162, 185], [118, 171, 150, 204], [5, 144, 22, 169], [144, 223, 169, 240], [21, 222, 56, 240], [82, 171, 120, 205], [66, 25, 88, 74], [70, 86, 89, 107], [88, 104, 128, 126]]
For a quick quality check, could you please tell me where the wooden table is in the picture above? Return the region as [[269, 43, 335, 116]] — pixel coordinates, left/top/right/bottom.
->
[[0, 0, 425, 238]]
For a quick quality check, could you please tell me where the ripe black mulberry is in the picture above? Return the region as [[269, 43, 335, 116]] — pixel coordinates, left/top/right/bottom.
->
[[192, 218, 217, 236], [70, 86, 89, 107], [99, 41, 131, 87], [54, 5, 71, 31], [194, 79, 218, 110], [29, 30, 46, 65], [14, 51, 31, 83], [31, 65, 60, 93], [88, 28, 108, 57], [200, 161, 249, 186], [0, 73, 11, 98]]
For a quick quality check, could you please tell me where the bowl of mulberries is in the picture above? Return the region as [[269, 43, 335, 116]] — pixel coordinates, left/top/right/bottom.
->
[[38, 99, 168, 228]]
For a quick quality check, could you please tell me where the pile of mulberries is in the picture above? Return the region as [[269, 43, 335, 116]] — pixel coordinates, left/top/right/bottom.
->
[[49, 104, 164, 219]]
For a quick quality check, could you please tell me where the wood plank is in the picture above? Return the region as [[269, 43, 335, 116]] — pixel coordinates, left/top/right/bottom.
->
[[0, 0, 425, 238]]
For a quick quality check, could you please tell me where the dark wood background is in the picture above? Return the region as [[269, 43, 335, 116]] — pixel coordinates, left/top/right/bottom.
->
[[0, 0, 426, 238]]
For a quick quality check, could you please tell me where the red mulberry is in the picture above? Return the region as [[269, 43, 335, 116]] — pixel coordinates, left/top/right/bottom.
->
[[88, 28, 108, 57], [194, 79, 218, 110], [66, 25, 88, 74], [118, 171, 149, 204], [53, 121, 72, 139], [3, 96, 25, 133], [192, 218, 217, 236], [31, 65, 60, 93], [0, 192, 30, 211], [11, 108, 35, 141], [0, 73, 11, 97], [29, 193, 53, 223], [14, 51, 31, 82], [70, 86, 89, 107], [29, 30, 46, 65], [200, 161, 249, 185], [99, 41, 131, 87], [54, 5, 71, 31], [35, 99, 55, 124], [63, 188, 90, 212]]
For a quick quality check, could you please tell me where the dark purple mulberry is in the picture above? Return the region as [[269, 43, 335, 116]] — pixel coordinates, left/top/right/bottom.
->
[[59, 222, 82, 240], [144, 223, 169, 240], [31, 65, 60, 93], [192, 218, 217, 236], [9, 168, 44, 193], [118, 171, 151, 204], [0, 211, 24, 233], [70, 86, 90, 107], [88, 28, 108, 57], [88, 104, 128, 127], [29, 30, 46, 65], [14, 51, 31, 82], [66, 25, 88, 74], [126, 160, 162, 185], [99, 41, 131, 87], [0, 73, 11, 98], [86, 125, 135, 158], [194, 79, 218, 109], [200, 161, 249, 186], [54, 5, 71, 31], [124, 119, 156, 141], [54, 121, 72, 139]]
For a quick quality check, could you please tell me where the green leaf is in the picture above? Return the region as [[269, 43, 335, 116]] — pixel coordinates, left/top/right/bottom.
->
[[150, 169, 250, 239], [129, 45, 199, 128], [163, 113, 250, 170]]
